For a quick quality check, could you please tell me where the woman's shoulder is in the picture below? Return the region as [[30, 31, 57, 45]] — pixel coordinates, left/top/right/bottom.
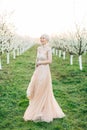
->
[[37, 46, 41, 51]]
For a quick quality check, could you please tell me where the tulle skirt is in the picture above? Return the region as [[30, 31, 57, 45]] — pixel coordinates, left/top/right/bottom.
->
[[23, 64, 65, 122]]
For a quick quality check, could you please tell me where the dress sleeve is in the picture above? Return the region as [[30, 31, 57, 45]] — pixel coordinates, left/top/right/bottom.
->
[[47, 47, 52, 63]]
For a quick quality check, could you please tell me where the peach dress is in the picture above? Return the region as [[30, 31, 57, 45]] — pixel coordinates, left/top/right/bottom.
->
[[23, 44, 65, 122]]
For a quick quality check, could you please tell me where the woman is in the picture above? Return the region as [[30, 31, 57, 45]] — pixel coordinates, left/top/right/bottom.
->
[[23, 34, 65, 122]]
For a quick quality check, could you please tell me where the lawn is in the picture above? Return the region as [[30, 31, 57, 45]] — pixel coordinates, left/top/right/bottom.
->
[[0, 45, 87, 130]]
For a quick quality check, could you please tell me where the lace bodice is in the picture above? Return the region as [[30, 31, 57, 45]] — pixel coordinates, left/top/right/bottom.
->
[[36, 44, 52, 62]]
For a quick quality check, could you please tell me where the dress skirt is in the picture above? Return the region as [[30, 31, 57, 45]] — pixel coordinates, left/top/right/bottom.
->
[[23, 64, 65, 122]]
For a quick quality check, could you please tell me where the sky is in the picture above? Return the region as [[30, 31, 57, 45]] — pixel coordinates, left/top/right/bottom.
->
[[0, 0, 87, 37]]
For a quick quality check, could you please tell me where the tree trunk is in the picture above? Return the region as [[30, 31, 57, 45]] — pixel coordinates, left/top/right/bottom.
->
[[7, 52, 10, 64], [63, 51, 66, 60], [70, 55, 73, 65], [52, 48, 55, 54], [59, 50, 62, 58], [79, 55, 82, 70], [17, 48, 20, 56], [13, 49, 16, 59], [56, 49, 58, 56]]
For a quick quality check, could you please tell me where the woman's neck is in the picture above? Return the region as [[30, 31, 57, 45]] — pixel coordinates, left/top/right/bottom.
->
[[41, 43, 48, 47]]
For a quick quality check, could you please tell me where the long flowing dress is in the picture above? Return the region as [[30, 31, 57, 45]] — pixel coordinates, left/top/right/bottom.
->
[[23, 43, 65, 122]]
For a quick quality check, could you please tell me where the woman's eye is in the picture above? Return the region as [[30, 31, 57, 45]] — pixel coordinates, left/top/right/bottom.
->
[[40, 37, 45, 39]]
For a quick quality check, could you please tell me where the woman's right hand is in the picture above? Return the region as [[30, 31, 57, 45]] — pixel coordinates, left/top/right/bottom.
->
[[36, 61, 42, 67]]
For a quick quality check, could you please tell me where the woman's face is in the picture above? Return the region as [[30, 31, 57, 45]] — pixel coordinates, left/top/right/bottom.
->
[[40, 37, 48, 45]]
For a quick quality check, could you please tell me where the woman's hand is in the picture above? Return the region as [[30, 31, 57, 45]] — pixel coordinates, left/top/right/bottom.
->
[[36, 61, 42, 67]]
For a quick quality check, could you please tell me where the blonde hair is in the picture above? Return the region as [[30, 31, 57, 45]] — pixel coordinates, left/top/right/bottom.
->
[[40, 34, 49, 41]]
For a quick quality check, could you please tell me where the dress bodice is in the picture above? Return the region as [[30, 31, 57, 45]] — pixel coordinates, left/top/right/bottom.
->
[[37, 44, 52, 62]]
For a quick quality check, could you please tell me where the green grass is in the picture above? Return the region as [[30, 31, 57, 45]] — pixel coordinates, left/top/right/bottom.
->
[[0, 45, 87, 130]]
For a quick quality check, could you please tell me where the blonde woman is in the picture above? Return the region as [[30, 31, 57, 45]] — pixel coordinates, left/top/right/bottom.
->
[[23, 34, 65, 122]]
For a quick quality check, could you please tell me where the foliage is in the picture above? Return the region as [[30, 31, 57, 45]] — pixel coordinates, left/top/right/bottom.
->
[[51, 28, 87, 55]]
